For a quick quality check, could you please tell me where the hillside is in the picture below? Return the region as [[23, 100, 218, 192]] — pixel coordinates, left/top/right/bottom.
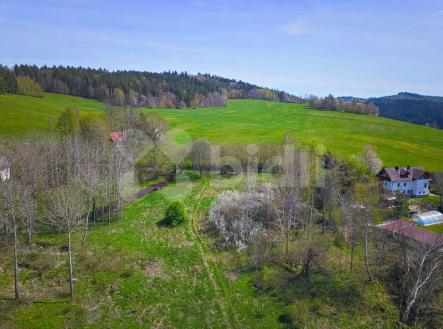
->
[[147, 99, 443, 172], [369, 92, 443, 129], [339, 92, 443, 129], [0, 93, 104, 136], [1, 93, 443, 171]]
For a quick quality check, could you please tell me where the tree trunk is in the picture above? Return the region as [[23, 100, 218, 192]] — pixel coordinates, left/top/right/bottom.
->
[[364, 221, 371, 281], [108, 186, 112, 225], [13, 225, 20, 299], [350, 245, 355, 274], [83, 198, 91, 243], [4, 224, 8, 247], [27, 222, 32, 244], [67, 231, 74, 302], [93, 197, 96, 227]]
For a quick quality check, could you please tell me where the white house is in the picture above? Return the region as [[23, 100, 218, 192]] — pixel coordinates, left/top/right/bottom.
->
[[0, 158, 10, 181], [378, 166, 430, 196]]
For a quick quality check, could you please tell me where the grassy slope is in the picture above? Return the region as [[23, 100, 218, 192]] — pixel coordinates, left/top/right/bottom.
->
[[0, 93, 104, 137], [1, 93, 442, 171], [0, 176, 404, 329], [148, 99, 443, 171]]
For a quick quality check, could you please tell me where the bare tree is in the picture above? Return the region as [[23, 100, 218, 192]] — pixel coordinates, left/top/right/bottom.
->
[[361, 144, 383, 175], [0, 175, 23, 299], [13, 142, 43, 244], [295, 229, 328, 280], [396, 237, 443, 323], [43, 136, 86, 302], [338, 193, 362, 274], [190, 140, 211, 176]]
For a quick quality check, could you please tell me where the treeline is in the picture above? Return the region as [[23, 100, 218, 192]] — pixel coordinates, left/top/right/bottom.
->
[[369, 93, 443, 129], [0, 64, 303, 108], [308, 94, 379, 115]]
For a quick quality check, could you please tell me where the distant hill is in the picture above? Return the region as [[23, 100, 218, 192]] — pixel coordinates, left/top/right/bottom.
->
[[0, 64, 302, 108], [339, 92, 443, 129]]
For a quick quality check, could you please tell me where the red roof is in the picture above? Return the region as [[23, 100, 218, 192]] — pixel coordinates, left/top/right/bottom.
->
[[379, 219, 443, 247], [110, 131, 123, 143]]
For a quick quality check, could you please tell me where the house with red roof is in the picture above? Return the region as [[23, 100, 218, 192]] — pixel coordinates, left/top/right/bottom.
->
[[378, 166, 430, 196]]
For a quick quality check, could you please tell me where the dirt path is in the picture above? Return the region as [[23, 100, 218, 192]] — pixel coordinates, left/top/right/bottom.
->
[[188, 185, 239, 329], [132, 182, 168, 200]]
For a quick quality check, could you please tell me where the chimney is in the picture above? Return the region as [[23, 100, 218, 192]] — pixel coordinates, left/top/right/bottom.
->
[[395, 166, 399, 171], [406, 165, 411, 170]]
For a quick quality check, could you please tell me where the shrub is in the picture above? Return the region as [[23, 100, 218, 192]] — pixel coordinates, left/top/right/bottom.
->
[[16, 76, 44, 97], [164, 201, 187, 227]]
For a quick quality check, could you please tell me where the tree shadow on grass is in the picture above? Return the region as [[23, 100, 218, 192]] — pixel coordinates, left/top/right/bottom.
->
[[156, 217, 171, 227], [285, 273, 362, 308]]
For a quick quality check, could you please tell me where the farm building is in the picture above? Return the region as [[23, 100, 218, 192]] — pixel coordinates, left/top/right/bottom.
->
[[378, 219, 443, 247], [412, 211, 443, 226], [377, 166, 430, 196]]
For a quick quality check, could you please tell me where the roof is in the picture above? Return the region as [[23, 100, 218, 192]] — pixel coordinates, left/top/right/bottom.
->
[[379, 219, 443, 247], [412, 211, 443, 226], [378, 167, 428, 182], [110, 131, 123, 143]]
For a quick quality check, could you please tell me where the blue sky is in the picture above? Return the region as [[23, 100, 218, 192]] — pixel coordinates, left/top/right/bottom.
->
[[1, 0, 442, 97]]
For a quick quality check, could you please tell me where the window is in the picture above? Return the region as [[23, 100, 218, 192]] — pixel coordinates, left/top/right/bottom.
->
[[404, 183, 407, 187], [424, 183, 428, 188], [397, 183, 400, 187]]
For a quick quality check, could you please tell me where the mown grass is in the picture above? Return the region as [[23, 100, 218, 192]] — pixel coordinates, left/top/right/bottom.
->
[[0, 93, 104, 137], [146, 99, 443, 171]]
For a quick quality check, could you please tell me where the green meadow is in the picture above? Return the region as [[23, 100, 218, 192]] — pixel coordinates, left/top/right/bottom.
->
[[0, 93, 104, 137], [148, 99, 443, 171], [1, 93, 443, 171]]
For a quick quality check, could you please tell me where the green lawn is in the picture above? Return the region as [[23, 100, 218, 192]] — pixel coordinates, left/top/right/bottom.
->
[[0, 93, 104, 137], [147, 99, 443, 171]]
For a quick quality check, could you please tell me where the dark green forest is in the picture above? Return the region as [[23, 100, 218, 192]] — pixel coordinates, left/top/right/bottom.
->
[[369, 92, 443, 129]]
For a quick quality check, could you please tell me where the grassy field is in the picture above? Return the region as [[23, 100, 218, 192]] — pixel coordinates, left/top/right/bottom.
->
[[0, 175, 405, 329], [0, 93, 104, 137], [1, 93, 442, 171], [147, 99, 443, 171]]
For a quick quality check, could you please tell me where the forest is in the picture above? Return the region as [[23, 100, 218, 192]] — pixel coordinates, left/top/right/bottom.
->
[[0, 65, 303, 108], [369, 93, 443, 129]]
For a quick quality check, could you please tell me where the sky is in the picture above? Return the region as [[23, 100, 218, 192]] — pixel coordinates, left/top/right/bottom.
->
[[0, 0, 442, 97]]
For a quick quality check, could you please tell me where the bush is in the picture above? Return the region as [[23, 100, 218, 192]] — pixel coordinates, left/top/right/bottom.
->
[[16, 76, 44, 97], [164, 201, 187, 227]]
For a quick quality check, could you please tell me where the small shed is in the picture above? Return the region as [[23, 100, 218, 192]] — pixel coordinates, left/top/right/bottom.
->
[[412, 211, 443, 226]]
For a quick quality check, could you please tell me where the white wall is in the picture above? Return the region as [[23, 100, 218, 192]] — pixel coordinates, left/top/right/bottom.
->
[[383, 179, 430, 196], [413, 179, 430, 196]]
